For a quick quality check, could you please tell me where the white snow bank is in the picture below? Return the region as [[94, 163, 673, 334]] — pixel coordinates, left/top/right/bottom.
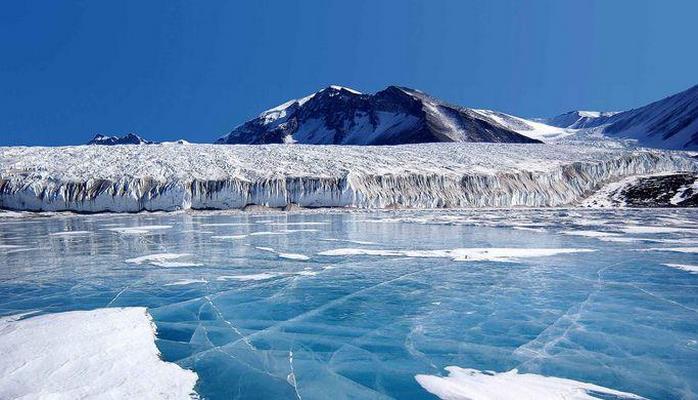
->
[[0, 308, 198, 400], [0, 143, 694, 212], [415, 367, 644, 400], [318, 247, 594, 262]]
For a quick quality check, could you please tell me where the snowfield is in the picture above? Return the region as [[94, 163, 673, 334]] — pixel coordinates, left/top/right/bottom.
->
[[0, 143, 695, 212]]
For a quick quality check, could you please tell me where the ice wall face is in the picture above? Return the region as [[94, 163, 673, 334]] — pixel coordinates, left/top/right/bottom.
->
[[0, 143, 695, 212]]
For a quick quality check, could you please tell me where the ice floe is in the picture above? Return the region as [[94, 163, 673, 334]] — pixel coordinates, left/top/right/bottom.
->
[[415, 367, 645, 400], [0, 308, 198, 399]]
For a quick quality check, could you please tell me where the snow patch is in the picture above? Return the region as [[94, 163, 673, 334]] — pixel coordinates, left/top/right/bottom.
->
[[125, 253, 202, 267], [663, 263, 698, 274], [0, 308, 198, 400], [415, 367, 644, 400]]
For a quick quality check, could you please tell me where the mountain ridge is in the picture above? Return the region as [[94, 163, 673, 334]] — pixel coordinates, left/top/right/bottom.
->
[[216, 85, 547, 146]]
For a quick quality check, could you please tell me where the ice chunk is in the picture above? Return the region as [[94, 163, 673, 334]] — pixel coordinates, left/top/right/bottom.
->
[[0, 308, 197, 399], [415, 367, 645, 400]]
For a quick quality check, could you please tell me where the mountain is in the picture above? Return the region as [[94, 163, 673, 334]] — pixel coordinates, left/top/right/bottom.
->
[[87, 133, 153, 145], [216, 85, 548, 145], [542, 84, 698, 150], [538, 111, 620, 129]]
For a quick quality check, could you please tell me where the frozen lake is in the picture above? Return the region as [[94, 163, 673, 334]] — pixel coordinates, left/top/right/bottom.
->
[[1, 209, 697, 399]]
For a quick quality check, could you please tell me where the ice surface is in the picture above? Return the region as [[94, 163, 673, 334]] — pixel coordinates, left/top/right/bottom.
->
[[318, 247, 594, 262], [1, 143, 695, 211], [1, 209, 697, 399], [0, 308, 197, 399], [415, 367, 645, 400]]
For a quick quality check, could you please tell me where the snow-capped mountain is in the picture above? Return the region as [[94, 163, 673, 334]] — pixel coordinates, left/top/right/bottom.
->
[[216, 85, 551, 145], [87, 133, 153, 145], [538, 111, 620, 130], [542, 84, 698, 150]]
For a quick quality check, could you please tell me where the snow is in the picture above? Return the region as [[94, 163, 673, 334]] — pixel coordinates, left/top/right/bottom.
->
[[560, 230, 620, 238], [329, 85, 362, 94], [0, 308, 198, 400], [621, 226, 698, 234], [670, 178, 698, 205], [472, 109, 575, 141], [663, 264, 698, 274], [1, 143, 694, 212], [277, 252, 310, 261], [164, 278, 208, 286], [646, 247, 698, 254], [415, 367, 645, 400], [217, 273, 281, 281], [125, 253, 202, 267], [49, 230, 93, 236], [105, 225, 172, 234], [318, 247, 594, 262]]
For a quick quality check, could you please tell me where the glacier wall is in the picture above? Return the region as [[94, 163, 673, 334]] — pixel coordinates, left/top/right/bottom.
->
[[0, 143, 695, 212]]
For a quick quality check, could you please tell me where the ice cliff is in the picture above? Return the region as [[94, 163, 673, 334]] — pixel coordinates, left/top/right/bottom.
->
[[0, 143, 695, 212]]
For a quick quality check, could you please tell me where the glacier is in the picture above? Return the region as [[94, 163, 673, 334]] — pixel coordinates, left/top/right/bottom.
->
[[0, 143, 696, 212]]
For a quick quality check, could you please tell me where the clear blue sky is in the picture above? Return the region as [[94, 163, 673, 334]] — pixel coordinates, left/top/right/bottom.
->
[[1, 0, 697, 146]]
